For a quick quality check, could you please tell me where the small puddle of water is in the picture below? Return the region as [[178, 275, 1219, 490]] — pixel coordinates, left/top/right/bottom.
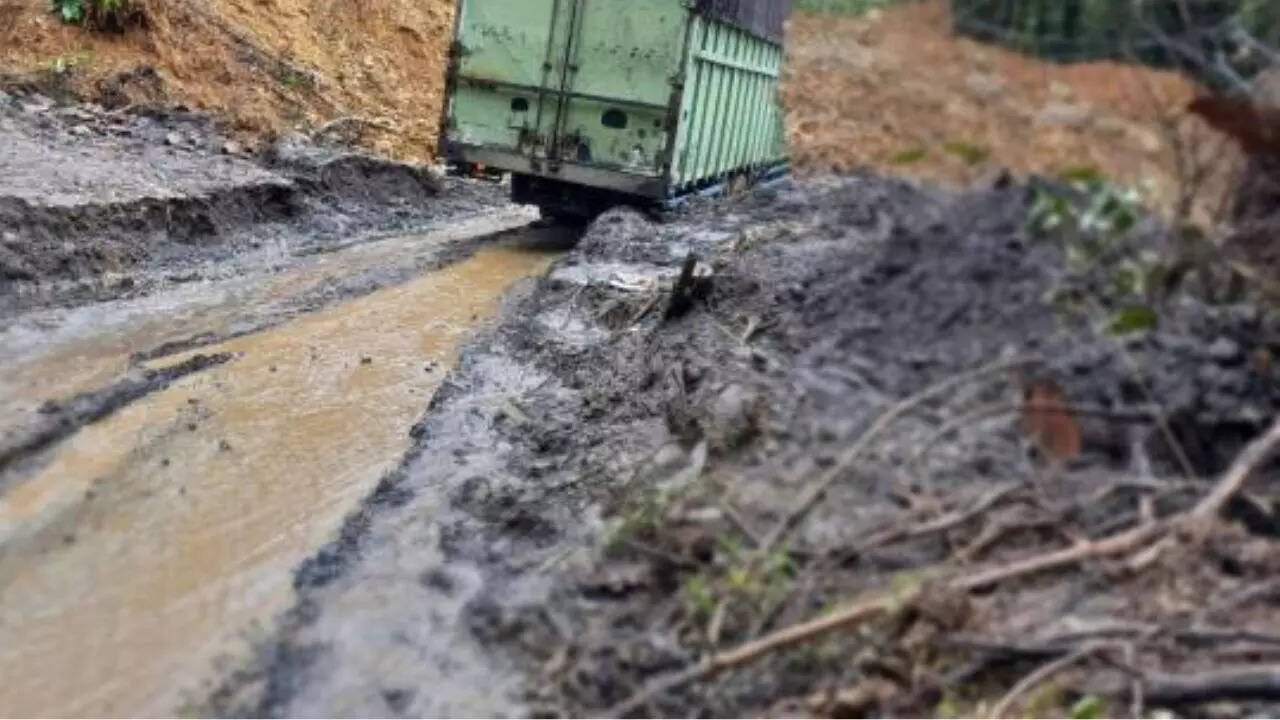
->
[[0, 244, 556, 717]]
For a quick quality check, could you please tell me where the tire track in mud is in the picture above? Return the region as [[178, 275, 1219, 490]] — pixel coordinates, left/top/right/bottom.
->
[[0, 231, 561, 717], [0, 352, 232, 477]]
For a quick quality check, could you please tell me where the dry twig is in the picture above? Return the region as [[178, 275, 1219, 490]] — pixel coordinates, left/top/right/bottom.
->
[[990, 645, 1103, 718], [603, 401, 1280, 717], [757, 356, 1037, 555]]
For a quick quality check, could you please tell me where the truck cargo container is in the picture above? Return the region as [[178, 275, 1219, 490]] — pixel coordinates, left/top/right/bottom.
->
[[439, 0, 790, 219]]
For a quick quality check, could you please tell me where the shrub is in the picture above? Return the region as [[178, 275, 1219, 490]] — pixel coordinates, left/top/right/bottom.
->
[[51, 0, 144, 32]]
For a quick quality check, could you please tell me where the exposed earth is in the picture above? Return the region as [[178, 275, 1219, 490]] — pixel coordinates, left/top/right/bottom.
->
[[1, 0, 1241, 218], [2, 2, 1280, 719]]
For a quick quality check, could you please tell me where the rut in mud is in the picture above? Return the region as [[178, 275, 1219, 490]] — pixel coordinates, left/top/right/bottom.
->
[[214, 174, 1280, 718], [0, 212, 565, 717]]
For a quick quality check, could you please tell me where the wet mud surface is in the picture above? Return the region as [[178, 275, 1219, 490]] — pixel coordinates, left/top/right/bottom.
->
[[213, 175, 1280, 717], [0, 95, 568, 713], [0, 87, 506, 314], [0, 224, 562, 716]]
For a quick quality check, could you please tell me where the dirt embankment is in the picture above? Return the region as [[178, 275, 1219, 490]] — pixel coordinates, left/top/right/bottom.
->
[[214, 175, 1280, 717], [0, 0, 453, 161], [3, 0, 1241, 220], [783, 2, 1241, 224]]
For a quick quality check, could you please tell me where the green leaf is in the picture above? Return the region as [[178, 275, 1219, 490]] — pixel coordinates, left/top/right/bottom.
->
[[53, 0, 83, 23], [1070, 694, 1103, 720], [1058, 164, 1105, 187], [1108, 306, 1158, 335]]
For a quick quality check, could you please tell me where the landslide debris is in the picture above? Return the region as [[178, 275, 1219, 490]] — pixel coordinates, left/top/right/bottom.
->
[[783, 1, 1242, 223], [1, 0, 454, 162], [220, 173, 1280, 717]]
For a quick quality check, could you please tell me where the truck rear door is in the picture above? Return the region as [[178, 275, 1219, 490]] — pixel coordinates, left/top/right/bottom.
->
[[452, 0, 572, 163], [449, 0, 686, 176]]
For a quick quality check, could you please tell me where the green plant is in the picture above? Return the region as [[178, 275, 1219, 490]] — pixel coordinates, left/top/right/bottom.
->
[[50, 0, 142, 31], [1069, 694, 1104, 720], [942, 140, 991, 166], [889, 146, 929, 165], [1028, 175, 1172, 335], [40, 53, 91, 76]]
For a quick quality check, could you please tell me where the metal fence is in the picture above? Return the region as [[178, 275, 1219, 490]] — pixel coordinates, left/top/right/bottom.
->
[[947, 0, 1279, 94]]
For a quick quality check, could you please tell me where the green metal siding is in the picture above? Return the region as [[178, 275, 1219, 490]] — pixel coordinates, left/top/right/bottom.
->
[[672, 14, 785, 188], [442, 0, 787, 199]]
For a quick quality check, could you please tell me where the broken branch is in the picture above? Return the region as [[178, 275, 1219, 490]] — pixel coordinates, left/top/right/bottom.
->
[[1188, 416, 1280, 522], [991, 645, 1102, 718]]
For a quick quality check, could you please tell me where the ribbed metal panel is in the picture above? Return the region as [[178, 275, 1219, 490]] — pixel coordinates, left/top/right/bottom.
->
[[672, 13, 785, 188], [694, 0, 789, 44]]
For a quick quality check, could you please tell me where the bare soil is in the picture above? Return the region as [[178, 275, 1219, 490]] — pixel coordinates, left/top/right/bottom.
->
[[2, 0, 1242, 222], [0, 0, 453, 161], [784, 2, 1242, 224]]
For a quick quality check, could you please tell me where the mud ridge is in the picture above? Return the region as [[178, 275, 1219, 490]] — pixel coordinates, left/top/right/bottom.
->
[[0, 90, 485, 313], [0, 352, 233, 477], [0, 180, 299, 282]]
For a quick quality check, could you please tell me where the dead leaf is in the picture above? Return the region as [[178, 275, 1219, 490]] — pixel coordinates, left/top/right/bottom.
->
[[1020, 380, 1082, 465]]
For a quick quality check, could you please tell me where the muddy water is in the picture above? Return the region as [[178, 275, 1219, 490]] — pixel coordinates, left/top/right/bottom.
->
[[0, 243, 556, 717], [0, 209, 537, 447]]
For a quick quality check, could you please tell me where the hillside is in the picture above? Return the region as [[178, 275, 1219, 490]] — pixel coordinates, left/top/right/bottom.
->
[[1, 0, 454, 161], [2, 0, 1240, 221]]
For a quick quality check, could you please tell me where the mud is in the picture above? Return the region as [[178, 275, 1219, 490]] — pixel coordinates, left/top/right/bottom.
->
[[212, 173, 1280, 717], [0, 227, 560, 716], [0, 352, 231, 477], [0, 87, 506, 314]]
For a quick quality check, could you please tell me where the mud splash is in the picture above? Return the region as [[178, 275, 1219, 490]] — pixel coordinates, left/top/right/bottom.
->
[[0, 243, 556, 717]]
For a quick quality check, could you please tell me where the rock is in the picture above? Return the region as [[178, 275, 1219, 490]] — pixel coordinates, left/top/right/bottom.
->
[[1207, 336, 1242, 363], [165, 131, 184, 147], [635, 441, 707, 494], [0, 90, 12, 108], [703, 383, 761, 450], [964, 72, 1007, 101], [222, 140, 243, 156], [20, 93, 53, 114], [1035, 101, 1093, 129]]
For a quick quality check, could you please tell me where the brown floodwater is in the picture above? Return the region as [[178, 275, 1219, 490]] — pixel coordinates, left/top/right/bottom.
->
[[0, 233, 557, 716]]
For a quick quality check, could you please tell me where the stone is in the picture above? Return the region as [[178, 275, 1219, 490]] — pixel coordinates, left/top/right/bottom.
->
[[704, 383, 761, 450], [1207, 336, 1242, 363], [964, 72, 1007, 101], [1035, 101, 1093, 129]]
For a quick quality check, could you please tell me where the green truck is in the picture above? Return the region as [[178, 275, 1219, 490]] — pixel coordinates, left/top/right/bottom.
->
[[438, 0, 790, 219]]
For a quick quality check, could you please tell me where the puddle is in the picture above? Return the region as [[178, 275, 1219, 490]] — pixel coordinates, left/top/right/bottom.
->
[[0, 243, 557, 717], [0, 208, 537, 448]]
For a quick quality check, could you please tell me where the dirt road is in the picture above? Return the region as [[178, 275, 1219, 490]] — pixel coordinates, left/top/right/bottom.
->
[[0, 210, 565, 716]]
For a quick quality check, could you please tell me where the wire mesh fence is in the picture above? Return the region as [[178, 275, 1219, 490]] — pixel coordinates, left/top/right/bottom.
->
[[947, 0, 1280, 94]]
